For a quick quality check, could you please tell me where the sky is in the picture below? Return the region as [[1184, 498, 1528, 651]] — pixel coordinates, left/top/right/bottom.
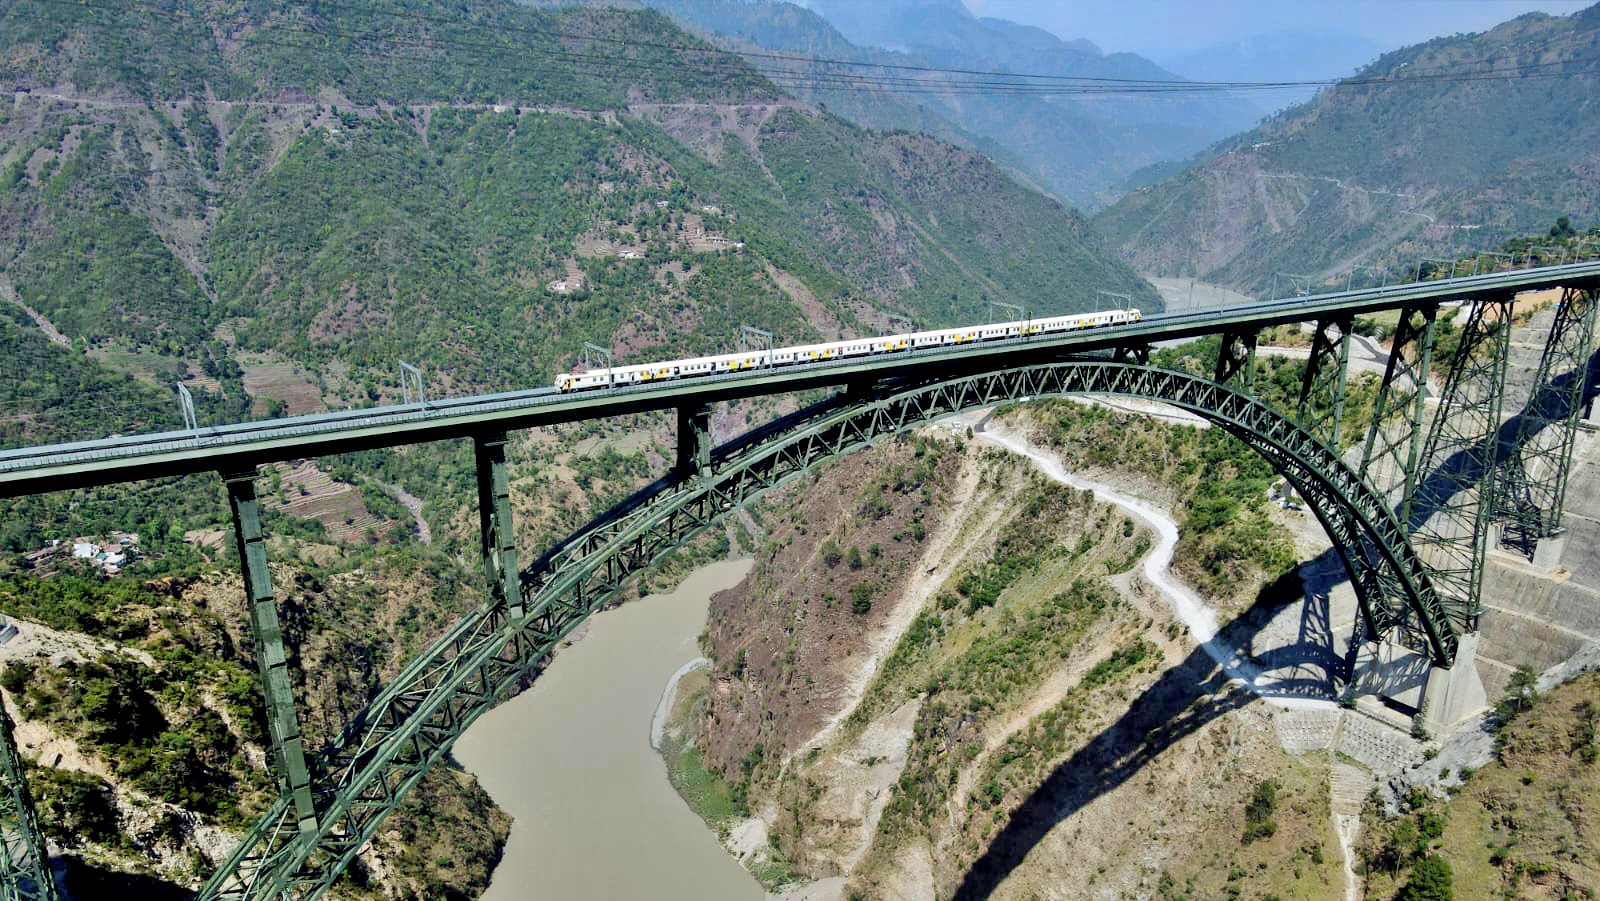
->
[[959, 0, 1596, 56]]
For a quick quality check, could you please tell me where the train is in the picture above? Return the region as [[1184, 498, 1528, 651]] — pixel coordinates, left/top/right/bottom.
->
[[554, 308, 1142, 392]]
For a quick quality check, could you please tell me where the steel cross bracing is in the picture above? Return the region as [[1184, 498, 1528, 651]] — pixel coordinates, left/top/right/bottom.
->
[[0, 706, 56, 901], [1495, 287, 1599, 556], [200, 360, 1453, 901], [1405, 296, 1516, 636], [1298, 317, 1354, 448], [1360, 305, 1439, 512]]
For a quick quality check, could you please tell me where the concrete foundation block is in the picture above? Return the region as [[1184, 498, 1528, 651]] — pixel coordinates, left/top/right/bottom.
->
[[1421, 632, 1489, 734], [1531, 530, 1568, 573]]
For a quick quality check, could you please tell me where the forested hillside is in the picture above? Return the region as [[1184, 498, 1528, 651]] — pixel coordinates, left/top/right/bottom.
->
[[1093, 5, 1600, 292], [0, 0, 1156, 429], [0, 0, 1155, 895]]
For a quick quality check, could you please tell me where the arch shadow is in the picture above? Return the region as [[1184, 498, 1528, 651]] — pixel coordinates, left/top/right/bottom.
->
[[951, 593, 1326, 900]]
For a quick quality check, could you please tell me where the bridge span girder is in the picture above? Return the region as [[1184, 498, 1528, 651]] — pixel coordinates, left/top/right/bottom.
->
[[199, 359, 1455, 901]]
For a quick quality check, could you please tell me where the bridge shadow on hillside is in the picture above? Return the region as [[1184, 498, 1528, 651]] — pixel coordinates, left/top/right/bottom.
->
[[55, 854, 192, 901], [951, 589, 1333, 900]]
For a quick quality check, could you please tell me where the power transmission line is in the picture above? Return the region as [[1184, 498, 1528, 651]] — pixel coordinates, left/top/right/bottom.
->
[[10, 0, 1600, 100]]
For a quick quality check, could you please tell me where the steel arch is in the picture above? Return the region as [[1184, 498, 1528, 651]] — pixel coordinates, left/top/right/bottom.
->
[[203, 361, 1450, 901]]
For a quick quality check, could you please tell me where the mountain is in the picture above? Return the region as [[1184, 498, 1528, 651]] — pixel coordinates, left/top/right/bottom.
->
[[640, 0, 1263, 207], [0, 0, 1157, 420], [1149, 28, 1386, 113], [0, 0, 1156, 893], [1092, 6, 1600, 293]]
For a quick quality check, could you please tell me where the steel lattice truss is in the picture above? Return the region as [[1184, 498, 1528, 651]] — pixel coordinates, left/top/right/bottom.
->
[[1361, 305, 1439, 513], [0, 707, 57, 901], [1298, 317, 1353, 449], [199, 361, 1454, 901], [1496, 287, 1599, 555], [1404, 296, 1515, 635]]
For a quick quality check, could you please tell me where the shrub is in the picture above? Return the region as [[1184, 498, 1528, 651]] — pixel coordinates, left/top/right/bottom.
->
[[1242, 779, 1279, 844], [850, 583, 873, 615]]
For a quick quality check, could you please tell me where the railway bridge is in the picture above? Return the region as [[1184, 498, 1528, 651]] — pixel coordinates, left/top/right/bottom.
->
[[1, 259, 1599, 900]]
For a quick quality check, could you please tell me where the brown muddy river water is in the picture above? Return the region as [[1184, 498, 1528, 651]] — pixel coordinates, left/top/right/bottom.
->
[[454, 558, 762, 901]]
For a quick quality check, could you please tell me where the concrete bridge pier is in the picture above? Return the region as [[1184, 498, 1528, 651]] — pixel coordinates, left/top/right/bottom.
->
[[1420, 632, 1488, 734]]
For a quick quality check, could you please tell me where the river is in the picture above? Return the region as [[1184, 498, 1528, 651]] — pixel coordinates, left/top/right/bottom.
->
[[453, 558, 763, 901]]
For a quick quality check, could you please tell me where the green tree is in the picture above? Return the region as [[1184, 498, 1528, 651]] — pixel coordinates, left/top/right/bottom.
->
[[1395, 854, 1453, 901]]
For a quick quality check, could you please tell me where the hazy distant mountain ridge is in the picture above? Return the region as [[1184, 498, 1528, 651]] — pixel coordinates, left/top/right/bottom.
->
[[643, 0, 1262, 206], [1092, 6, 1600, 292]]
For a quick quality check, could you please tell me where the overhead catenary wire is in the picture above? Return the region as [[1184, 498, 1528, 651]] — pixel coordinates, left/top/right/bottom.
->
[[10, 0, 1600, 100]]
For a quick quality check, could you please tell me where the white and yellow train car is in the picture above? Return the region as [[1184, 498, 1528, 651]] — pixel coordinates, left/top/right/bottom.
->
[[555, 309, 1141, 391]]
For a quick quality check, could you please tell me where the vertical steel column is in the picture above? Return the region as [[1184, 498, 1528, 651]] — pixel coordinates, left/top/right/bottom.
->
[[1495, 287, 1599, 556], [224, 469, 317, 837], [1360, 305, 1438, 512], [0, 704, 57, 901], [474, 434, 522, 619], [675, 405, 712, 478], [1215, 328, 1258, 390], [1404, 295, 1515, 634], [1298, 317, 1353, 448]]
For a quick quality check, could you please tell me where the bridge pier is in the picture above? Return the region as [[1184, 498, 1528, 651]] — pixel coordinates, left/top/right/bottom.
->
[[1404, 293, 1516, 635], [1298, 316, 1353, 448], [0, 701, 58, 901], [1494, 286, 1598, 559], [1215, 328, 1258, 388], [475, 433, 522, 619], [223, 468, 318, 837], [675, 404, 712, 478], [1420, 632, 1488, 734], [1360, 304, 1437, 514]]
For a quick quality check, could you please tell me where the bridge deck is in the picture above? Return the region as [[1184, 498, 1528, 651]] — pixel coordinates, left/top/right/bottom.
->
[[4, 261, 1599, 497]]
